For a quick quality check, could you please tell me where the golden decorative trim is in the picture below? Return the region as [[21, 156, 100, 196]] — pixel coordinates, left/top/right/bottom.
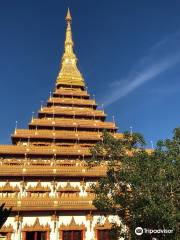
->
[[95, 217, 112, 229], [29, 118, 117, 130], [0, 180, 19, 192], [0, 224, 13, 240], [86, 186, 94, 193], [57, 181, 80, 192], [48, 97, 96, 106], [0, 224, 14, 233], [39, 106, 106, 117], [27, 180, 50, 192], [22, 217, 50, 232], [0, 163, 106, 177], [0, 196, 96, 211]]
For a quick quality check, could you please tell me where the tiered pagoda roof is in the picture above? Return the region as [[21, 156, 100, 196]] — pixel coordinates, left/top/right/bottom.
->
[[0, 9, 122, 212]]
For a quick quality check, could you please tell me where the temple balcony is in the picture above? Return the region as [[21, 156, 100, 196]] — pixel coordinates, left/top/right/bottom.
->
[[0, 195, 96, 211], [0, 160, 107, 177]]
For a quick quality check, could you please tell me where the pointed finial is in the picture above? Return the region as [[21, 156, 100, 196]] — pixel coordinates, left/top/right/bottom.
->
[[66, 8, 72, 22], [150, 140, 154, 149], [130, 126, 133, 135]]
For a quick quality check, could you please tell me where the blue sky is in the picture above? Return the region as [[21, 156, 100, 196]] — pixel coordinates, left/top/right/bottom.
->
[[0, 0, 180, 147]]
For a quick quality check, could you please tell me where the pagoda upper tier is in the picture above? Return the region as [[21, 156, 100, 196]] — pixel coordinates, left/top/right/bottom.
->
[[0, 9, 122, 165], [56, 8, 84, 87]]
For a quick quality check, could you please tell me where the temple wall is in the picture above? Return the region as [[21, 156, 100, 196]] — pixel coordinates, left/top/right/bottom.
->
[[1, 214, 124, 240], [0, 180, 125, 239]]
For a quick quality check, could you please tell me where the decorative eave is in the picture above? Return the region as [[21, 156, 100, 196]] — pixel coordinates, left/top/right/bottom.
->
[[0, 145, 91, 156], [54, 88, 89, 98], [12, 129, 123, 143], [29, 118, 118, 130], [12, 129, 101, 141], [47, 97, 97, 107], [0, 196, 96, 211], [0, 162, 107, 177], [38, 107, 106, 118]]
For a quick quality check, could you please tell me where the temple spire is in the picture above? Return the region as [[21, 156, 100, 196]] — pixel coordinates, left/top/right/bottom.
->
[[66, 8, 72, 22], [56, 8, 84, 87]]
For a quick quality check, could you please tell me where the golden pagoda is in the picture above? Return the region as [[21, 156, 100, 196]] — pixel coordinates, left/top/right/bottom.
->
[[0, 9, 122, 240]]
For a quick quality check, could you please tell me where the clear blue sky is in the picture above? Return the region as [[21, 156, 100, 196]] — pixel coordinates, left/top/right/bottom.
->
[[0, 0, 180, 147]]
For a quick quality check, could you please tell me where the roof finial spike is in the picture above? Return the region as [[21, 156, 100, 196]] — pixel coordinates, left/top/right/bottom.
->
[[66, 8, 72, 22]]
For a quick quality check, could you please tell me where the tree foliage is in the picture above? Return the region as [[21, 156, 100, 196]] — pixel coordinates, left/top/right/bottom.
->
[[87, 128, 179, 239], [0, 203, 11, 229]]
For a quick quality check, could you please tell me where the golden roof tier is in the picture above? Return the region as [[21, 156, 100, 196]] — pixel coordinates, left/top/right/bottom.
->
[[12, 129, 122, 144], [47, 97, 97, 108], [29, 118, 118, 131]]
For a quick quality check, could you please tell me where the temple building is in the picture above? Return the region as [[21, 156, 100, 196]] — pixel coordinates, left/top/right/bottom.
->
[[0, 9, 123, 240]]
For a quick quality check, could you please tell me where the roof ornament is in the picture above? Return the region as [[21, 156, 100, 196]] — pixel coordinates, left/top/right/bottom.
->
[[14, 121, 18, 134], [31, 112, 34, 122], [150, 140, 154, 149], [41, 100, 44, 111], [66, 8, 72, 22], [130, 126, 133, 136]]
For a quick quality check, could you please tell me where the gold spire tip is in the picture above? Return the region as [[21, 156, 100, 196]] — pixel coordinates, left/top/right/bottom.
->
[[66, 8, 72, 22]]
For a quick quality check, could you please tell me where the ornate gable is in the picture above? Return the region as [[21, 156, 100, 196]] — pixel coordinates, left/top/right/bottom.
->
[[27, 181, 51, 192], [22, 217, 50, 232], [59, 217, 86, 231]]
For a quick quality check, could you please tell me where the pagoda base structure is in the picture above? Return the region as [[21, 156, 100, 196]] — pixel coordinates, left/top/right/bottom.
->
[[0, 9, 125, 240]]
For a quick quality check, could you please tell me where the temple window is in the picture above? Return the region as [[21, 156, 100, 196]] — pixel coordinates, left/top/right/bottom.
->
[[62, 230, 82, 240], [94, 218, 112, 240], [97, 230, 111, 240], [22, 218, 50, 240], [25, 231, 46, 240], [59, 217, 86, 240]]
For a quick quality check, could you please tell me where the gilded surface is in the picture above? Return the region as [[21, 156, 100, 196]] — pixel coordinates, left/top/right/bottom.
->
[[56, 9, 84, 87]]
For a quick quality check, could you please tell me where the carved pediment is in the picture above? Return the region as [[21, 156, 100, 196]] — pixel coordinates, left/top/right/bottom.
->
[[59, 217, 86, 231], [23, 217, 50, 232], [95, 217, 112, 230], [57, 181, 80, 192], [27, 181, 50, 192], [0, 224, 14, 233], [0, 181, 19, 192], [86, 186, 94, 193]]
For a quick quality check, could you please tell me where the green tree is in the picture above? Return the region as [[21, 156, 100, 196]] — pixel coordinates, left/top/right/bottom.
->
[[87, 128, 179, 239], [0, 203, 11, 229]]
